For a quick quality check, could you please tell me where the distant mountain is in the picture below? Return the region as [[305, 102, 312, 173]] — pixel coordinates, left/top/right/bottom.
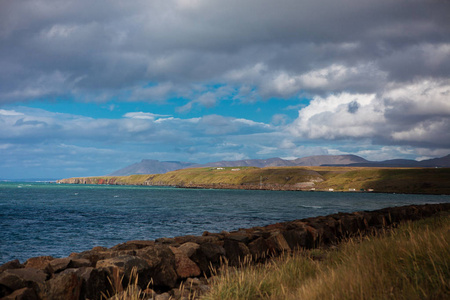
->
[[108, 159, 196, 176], [196, 155, 368, 168], [108, 154, 450, 176], [292, 155, 368, 166], [197, 157, 295, 168], [335, 154, 450, 168], [418, 154, 450, 167], [109, 155, 368, 175]]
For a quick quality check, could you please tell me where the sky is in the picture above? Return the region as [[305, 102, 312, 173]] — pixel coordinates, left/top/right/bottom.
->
[[1, 0, 450, 179]]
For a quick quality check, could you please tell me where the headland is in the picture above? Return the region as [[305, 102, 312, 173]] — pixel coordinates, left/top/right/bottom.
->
[[57, 166, 450, 194]]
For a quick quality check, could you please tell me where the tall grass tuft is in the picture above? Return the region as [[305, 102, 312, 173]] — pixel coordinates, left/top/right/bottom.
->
[[102, 267, 152, 300], [203, 213, 450, 300]]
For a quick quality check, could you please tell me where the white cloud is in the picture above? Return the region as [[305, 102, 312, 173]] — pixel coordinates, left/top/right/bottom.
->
[[124, 112, 171, 120], [384, 79, 450, 116], [289, 78, 450, 148], [0, 109, 24, 116], [290, 92, 383, 139]]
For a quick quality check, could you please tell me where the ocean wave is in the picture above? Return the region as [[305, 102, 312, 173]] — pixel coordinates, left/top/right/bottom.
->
[[301, 205, 323, 209]]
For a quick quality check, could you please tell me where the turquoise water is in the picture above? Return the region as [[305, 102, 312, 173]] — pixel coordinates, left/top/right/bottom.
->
[[0, 182, 449, 264]]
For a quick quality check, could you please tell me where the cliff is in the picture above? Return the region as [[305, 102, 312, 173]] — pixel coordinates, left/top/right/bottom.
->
[[57, 166, 450, 194]]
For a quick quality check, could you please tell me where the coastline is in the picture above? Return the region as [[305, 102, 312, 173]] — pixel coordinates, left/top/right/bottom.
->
[[1, 203, 449, 299], [57, 166, 450, 195]]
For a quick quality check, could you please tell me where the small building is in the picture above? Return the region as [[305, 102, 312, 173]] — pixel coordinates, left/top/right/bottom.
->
[[216, 167, 224, 170], [349, 188, 356, 191], [328, 188, 334, 192], [231, 168, 241, 171]]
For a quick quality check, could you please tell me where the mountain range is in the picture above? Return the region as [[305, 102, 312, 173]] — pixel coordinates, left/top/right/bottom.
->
[[108, 154, 450, 176]]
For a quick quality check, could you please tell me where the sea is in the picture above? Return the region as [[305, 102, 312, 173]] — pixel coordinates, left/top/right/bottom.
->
[[1, 182, 449, 265]]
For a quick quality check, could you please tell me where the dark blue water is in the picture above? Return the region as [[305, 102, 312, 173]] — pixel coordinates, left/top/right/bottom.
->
[[0, 182, 449, 264]]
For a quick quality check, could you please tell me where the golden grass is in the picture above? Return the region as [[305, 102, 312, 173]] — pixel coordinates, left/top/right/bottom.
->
[[102, 267, 152, 300], [60, 167, 450, 194], [202, 213, 450, 300]]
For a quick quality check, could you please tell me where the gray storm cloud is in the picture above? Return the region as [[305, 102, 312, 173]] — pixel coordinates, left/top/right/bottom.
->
[[0, 0, 449, 171], [1, 0, 449, 102]]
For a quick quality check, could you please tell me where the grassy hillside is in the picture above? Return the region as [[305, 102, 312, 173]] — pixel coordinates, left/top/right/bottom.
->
[[57, 166, 450, 194], [312, 167, 450, 194], [202, 212, 450, 300], [147, 166, 323, 187]]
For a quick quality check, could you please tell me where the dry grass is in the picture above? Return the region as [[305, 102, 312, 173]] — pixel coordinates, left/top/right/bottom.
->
[[102, 267, 152, 300], [202, 213, 450, 300], [60, 167, 450, 194]]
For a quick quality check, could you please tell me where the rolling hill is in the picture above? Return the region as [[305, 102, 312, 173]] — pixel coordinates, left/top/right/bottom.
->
[[108, 154, 450, 176]]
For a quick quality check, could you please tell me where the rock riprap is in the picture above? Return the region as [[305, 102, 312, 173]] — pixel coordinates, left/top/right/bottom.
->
[[1, 203, 449, 300]]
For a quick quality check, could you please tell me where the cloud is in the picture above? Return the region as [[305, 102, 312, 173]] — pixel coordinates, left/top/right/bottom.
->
[[0, 107, 275, 153], [0, 106, 286, 177], [1, 0, 449, 178], [289, 79, 450, 148], [1, 0, 448, 105], [123, 112, 171, 120]]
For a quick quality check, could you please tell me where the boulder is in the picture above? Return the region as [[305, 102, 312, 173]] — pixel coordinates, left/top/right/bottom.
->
[[178, 242, 200, 258], [70, 249, 116, 266], [305, 226, 320, 248], [338, 214, 363, 236], [136, 245, 178, 289], [24, 256, 54, 270], [248, 237, 269, 260], [264, 232, 290, 254], [170, 247, 201, 279], [45, 271, 83, 300], [172, 235, 220, 245], [0, 287, 38, 300], [223, 239, 251, 265], [46, 257, 72, 274], [96, 255, 150, 291], [110, 240, 155, 251], [282, 229, 309, 250], [70, 258, 91, 268], [226, 232, 251, 244], [190, 243, 226, 276], [307, 217, 339, 245], [367, 213, 388, 229], [0, 268, 47, 299], [67, 267, 110, 300], [0, 260, 23, 272]]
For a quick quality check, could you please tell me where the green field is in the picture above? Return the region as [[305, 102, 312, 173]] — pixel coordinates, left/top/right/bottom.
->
[[57, 166, 450, 194]]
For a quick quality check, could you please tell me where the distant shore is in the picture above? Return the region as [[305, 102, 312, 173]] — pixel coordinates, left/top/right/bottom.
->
[[57, 166, 450, 195]]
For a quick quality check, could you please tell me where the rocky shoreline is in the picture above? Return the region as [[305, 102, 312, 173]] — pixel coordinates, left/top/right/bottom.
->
[[1, 203, 449, 300]]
